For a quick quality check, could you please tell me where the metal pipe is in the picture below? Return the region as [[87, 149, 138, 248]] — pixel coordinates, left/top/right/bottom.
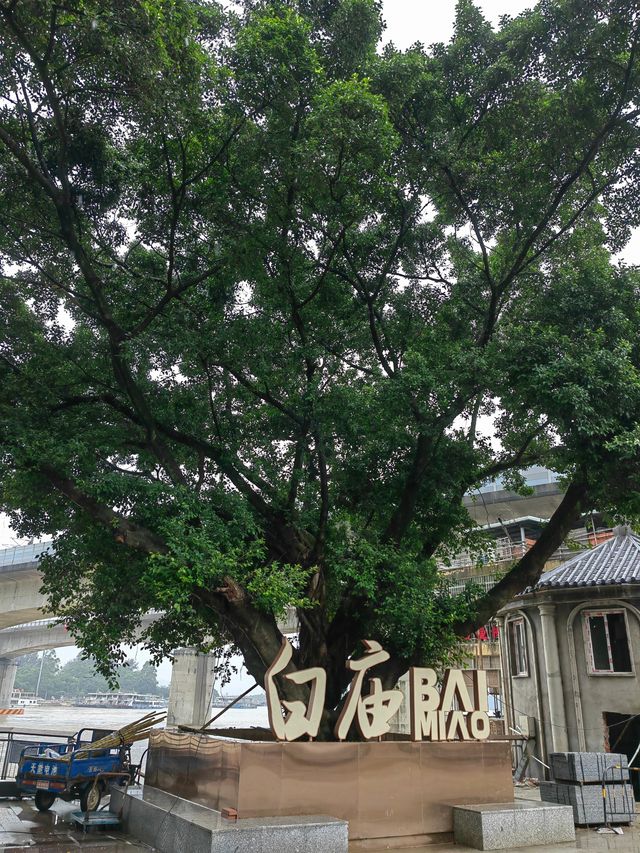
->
[[178, 682, 259, 732]]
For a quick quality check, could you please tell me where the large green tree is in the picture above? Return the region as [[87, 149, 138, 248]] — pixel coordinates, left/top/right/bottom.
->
[[1, 0, 640, 738]]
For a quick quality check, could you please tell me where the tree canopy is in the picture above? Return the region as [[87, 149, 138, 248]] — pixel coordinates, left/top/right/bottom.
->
[[1, 0, 640, 738]]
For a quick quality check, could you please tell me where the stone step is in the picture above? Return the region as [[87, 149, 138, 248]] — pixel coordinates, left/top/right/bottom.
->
[[110, 785, 347, 853], [453, 801, 575, 850]]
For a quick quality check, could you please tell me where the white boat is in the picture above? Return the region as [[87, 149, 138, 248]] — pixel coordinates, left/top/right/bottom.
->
[[75, 692, 167, 709], [11, 689, 41, 707]]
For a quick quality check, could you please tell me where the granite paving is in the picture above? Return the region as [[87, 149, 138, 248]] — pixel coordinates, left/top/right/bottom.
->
[[0, 796, 151, 851], [355, 828, 640, 852], [2, 784, 639, 853]]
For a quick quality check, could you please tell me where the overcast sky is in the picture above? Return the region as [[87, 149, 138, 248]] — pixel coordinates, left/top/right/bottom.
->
[[381, 0, 533, 49], [3, 0, 639, 686]]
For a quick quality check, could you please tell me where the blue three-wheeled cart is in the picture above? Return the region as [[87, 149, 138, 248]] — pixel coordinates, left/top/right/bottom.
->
[[15, 728, 132, 812]]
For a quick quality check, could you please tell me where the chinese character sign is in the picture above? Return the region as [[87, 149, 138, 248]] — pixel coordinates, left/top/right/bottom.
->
[[265, 638, 327, 741], [265, 638, 491, 743], [334, 640, 403, 741]]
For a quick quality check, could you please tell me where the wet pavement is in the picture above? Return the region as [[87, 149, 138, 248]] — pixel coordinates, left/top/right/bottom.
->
[[0, 796, 151, 851], [357, 789, 640, 852], [362, 825, 640, 852], [2, 785, 640, 851]]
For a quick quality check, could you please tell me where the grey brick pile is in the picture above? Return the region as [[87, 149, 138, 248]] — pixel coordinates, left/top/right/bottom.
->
[[540, 752, 636, 826], [541, 780, 635, 825], [550, 752, 630, 784]]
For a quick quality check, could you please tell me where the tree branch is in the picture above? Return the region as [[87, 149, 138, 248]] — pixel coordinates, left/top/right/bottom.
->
[[453, 479, 588, 634], [40, 464, 169, 554]]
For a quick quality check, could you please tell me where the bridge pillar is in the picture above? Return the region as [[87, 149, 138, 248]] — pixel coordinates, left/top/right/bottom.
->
[[167, 648, 216, 729], [0, 658, 18, 708]]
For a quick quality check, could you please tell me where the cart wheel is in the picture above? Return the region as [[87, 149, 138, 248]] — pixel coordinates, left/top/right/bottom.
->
[[34, 791, 56, 812], [80, 782, 102, 812]]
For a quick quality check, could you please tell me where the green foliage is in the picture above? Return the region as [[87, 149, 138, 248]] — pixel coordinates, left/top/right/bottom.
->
[[1, 0, 640, 723], [14, 651, 60, 699], [15, 652, 167, 699]]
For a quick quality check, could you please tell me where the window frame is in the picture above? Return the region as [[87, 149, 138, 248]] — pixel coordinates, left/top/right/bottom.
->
[[582, 608, 634, 676], [508, 617, 529, 678]]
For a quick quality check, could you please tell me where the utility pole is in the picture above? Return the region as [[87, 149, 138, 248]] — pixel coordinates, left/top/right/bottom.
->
[[35, 652, 45, 698]]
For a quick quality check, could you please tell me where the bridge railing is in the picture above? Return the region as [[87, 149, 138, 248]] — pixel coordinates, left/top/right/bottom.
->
[[0, 618, 63, 634], [0, 541, 52, 570]]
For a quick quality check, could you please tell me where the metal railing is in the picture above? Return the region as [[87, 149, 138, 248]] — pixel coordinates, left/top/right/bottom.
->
[[438, 528, 614, 575], [0, 728, 70, 779], [447, 573, 499, 596], [0, 618, 63, 634]]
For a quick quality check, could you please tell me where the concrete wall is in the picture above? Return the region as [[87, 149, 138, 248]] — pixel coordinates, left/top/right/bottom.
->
[[558, 596, 640, 754], [501, 608, 548, 777], [502, 590, 640, 774]]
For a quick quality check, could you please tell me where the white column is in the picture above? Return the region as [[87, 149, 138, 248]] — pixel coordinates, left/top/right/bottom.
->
[[166, 648, 216, 729], [538, 603, 569, 753], [0, 658, 18, 708], [492, 616, 506, 721]]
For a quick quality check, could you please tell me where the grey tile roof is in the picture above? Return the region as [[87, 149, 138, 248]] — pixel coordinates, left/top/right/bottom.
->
[[534, 527, 640, 590]]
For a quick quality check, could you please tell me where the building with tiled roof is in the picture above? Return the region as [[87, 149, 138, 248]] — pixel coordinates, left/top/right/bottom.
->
[[499, 525, 640, 795], [532, 525, 640, 590]]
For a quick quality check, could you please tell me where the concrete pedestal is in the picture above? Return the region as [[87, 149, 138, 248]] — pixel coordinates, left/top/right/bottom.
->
[[167, 648, 216, 729], [146, 732, 513, 844], [453, 801, 575, 850], [110, 785, 347, 853]]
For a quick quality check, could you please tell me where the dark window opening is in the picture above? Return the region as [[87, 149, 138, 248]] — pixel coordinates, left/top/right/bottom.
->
[[608, 613, 632, 672], [604, 712, 640, 801], [508, 618, 528, 676], [584, 611, 633, 674]]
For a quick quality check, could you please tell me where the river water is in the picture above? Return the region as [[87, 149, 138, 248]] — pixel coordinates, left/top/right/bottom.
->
[[0, 704, 269, 735], [0, 704, 270, 770]]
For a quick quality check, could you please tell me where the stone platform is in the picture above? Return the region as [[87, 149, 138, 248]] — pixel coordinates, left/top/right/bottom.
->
[[452, 801, 575, 850], [110, 785, 348, 853], [146, 730, 513, 844]]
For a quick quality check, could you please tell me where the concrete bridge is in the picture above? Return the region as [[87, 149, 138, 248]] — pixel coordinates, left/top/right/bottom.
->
[[0, 613, 161, 706], [0, 542, 52, 629], [0, 541, 296, 726]]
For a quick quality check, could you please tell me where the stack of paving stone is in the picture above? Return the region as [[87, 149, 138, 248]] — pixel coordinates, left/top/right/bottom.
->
[[540, 752, 635, 826]]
